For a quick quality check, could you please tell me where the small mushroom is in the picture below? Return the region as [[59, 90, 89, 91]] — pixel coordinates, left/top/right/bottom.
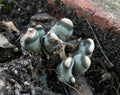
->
[[73, 54, 91, 74], [43, 32, 63, 54], [36, 24, 45, 38], [57, 57, 75, 84], [70, 38, 95, 57], [20, 28, 40, 52], [64, 38, 94, 74], [50, 18, 73, 41], [79, 38, 94, 57]]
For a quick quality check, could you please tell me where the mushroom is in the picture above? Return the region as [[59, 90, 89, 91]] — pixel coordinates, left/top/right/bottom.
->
[[43, 32, 63, 54], [36, 24, 45, 38], [50, 18, 73, 41], [73, 54, 91, 74], [57, 57, 75, 84], [69, 38, 95, 57], [79, 38, 94, 57], [20, 28, 40, 52], [56, 38, 94, 84]]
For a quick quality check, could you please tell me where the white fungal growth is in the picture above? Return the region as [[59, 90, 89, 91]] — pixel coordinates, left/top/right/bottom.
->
[[82, 55, 91, 69], [86, 38, 95, 54], [20, 28, 40, 52], [64, 57, 73, 68], [73, 54, 91, 74], [36, 24, 43, 28], [20, 28, 37, 47], [70, 76, 76, 84], [49, 32, 59, 41], [61, 18, 73, 27], [26, 28, 37, 38]]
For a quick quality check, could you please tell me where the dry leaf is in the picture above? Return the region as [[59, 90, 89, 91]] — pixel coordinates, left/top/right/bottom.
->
[[0, 21, 20, 34]]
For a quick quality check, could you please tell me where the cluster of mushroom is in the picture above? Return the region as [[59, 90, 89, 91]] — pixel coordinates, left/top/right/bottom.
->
[[20, 18, 95, 84]]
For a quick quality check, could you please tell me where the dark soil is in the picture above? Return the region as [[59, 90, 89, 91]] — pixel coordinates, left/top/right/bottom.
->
[[0, 0, 120, 95]]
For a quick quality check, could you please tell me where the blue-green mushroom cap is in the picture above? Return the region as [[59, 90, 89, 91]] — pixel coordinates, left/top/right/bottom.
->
[[20, 28, 41, 52], [57, 57, 75, 83], [43, 32, 63, 54], [69, 38, 95, 57], [73, 54, 91, 74], [36, 24, 45, 38], [50, 18, 73, 41]]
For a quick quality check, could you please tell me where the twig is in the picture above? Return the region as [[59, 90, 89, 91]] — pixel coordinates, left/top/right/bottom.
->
[[64, 82, 81, 95], [85, 19, 114, 68]]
